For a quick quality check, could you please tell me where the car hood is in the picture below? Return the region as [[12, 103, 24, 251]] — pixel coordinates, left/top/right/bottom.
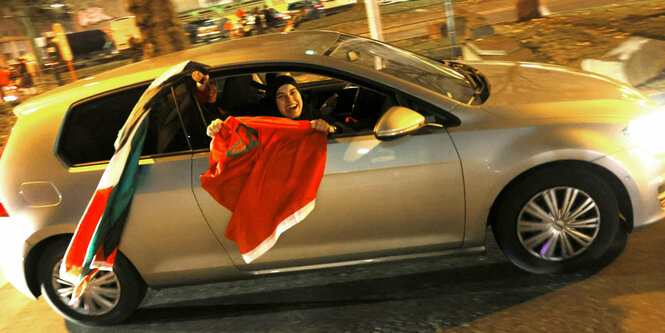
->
[[468, 61, 658, 119]]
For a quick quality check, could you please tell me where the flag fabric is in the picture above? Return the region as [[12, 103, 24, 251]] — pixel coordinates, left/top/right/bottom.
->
[[59, 60, 195, 300], [201, 116, 327, 263], [60, 111, 149, 291]]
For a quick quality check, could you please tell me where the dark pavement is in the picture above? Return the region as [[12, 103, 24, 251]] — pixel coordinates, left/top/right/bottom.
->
[[3, 220, 665, 332]]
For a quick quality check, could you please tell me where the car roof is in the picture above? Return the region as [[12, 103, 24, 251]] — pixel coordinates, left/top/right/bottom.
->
[[16, 31, 344, 117]]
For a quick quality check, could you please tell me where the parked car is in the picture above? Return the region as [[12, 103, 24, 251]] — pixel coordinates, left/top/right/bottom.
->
[[239, 8, 290, 35], [320, 0, 357, 15], [286, 0, 326, 22], [64, 29, 118, 67], [183, 19, 209, 43], [1, 83, 21, 105], [194, 18, 228, 43], [108, 16, 140, 54], [264, 7, 290, 28], [2, 30, 665, 325]]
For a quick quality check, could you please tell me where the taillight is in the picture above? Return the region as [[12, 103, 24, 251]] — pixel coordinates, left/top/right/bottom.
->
[[0, 129, 11, 160], [0, 131, 11, 217], [0, 203, 8, 217]]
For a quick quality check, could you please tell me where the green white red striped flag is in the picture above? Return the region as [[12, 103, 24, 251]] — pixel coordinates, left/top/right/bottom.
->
[[59, 61, 193, 300]]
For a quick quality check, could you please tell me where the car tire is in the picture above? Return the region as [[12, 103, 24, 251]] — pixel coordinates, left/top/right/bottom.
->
[[491, 167, 621, 274], [37, 238, 147, 325]]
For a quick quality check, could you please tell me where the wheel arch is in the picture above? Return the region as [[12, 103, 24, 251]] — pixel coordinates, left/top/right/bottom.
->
[[24, 234, 148, 298], [487, 160, 633, 234]]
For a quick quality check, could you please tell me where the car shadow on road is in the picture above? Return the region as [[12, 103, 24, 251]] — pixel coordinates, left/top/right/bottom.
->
[[64, 229, 627, 332], [71, 248, 631, 331]]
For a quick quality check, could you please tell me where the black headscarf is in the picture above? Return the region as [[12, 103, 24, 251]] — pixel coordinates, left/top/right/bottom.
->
[[264, 75, 298, 108], [259, 75, 322, 120]]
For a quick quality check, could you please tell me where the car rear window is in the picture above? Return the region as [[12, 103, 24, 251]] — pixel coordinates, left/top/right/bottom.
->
[[57, 85, 146, 165], [57, 79, 212, 166]]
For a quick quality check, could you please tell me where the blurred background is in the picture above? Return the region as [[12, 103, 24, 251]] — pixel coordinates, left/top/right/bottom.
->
[[1, 0, 664, 143]]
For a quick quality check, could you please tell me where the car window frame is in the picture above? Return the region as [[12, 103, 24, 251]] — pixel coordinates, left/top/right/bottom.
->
[[55, 81, 151, 168], [56, 77, 211, 168], [211, 63, 461, 128], [203, 64, 410, 139]]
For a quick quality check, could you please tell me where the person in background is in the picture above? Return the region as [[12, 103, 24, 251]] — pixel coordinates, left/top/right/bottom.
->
[[192, 70, 230, 124], [45, 37, 65, 86], [253, 7, 267, 34], [17, 58, 33, 93], [0, 66, 10, 102], [127, 35, 144, 62], [262, 5, 276, 30]]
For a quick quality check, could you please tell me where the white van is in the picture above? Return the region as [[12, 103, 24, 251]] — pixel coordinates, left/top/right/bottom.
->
[[109, 16, 140, 52]]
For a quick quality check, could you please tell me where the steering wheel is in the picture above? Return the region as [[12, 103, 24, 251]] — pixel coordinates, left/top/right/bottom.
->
[[319, 84, 360, 133], [319, 92, 339, 116], [320, 84, 359, 114]]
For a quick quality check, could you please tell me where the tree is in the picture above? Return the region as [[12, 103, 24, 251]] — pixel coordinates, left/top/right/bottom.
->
[[126, 0, 190, 59], [516, 0, 542, 22], [9, 0, 45, 65]]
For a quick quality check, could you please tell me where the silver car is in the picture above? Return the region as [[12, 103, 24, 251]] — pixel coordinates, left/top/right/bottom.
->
[[1, 31, 664, 325]]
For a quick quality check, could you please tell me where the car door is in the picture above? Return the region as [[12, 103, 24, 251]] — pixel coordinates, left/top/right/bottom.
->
[[119, 81, 235, 285], [68, 62, 236, 285], [191, 71, 465, 270]]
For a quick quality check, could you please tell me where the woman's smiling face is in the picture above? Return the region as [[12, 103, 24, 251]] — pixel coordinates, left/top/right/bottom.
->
[[275, 84, 303, 119]]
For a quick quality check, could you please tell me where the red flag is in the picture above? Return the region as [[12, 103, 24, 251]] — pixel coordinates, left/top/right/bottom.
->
[[201, 116, 327, 263]]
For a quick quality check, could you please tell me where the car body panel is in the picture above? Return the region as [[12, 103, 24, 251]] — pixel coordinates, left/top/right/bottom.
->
[[117, 154, 236, 286], [444, 96, 665, 245], [593, 147, 665, 229], [193, 130, 465, 271], [468, 61, 652, 107], [2, 31, 665, 300]]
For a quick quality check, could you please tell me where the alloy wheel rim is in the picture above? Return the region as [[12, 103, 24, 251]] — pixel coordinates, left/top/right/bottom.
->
[[517, 186, 601, 261], [51, 259, 121, 316]]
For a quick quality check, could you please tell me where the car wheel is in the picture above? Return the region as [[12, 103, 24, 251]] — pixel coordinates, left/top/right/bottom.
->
[[37, 238, 147, 325], [491, 168, 621, 274]]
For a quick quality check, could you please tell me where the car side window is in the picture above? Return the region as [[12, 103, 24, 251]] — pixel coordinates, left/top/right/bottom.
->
[[173, 82, 209, 150], [296, 74, 397, 135], [57, 85, 146, 165], [191, 71, 397, 139], [214, 74, 265, 117], [142, 86, 192, 155], [58, 80, 216, 166]]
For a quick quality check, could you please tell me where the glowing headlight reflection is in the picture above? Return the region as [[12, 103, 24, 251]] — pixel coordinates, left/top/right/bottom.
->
[[624, 111, 665, 156]]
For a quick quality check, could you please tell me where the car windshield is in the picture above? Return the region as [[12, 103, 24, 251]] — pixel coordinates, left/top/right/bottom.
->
[[325, 35, 481, 104]]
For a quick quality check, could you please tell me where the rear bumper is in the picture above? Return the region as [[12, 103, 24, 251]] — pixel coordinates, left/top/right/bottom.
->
[[0, 217, 35, 299]]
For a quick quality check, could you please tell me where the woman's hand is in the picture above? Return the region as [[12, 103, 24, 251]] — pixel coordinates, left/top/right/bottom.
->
[[192, 71, 209, 91], [207, 118, 224, 138], [310, 119, 336, 133]]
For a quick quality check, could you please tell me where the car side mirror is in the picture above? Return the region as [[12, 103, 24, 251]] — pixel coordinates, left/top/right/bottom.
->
[[374, 106, 434, 140]]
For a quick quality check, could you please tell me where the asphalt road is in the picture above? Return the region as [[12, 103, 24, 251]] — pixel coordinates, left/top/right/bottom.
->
[[3, 220, 664, 333]]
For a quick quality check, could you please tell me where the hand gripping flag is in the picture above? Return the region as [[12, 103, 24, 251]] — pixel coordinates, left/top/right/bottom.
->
[[201, 116, 327, 263], [60, 61, 194, 302]]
